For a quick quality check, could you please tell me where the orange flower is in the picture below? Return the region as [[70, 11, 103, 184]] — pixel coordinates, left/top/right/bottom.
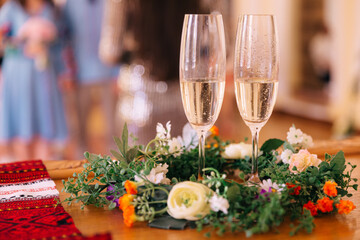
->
[[336, 200, 356, 215], [209, 126, 219, 136], [124, 180, 138, 195], [317, 197, 334, 213], [323, 181, 338, 197], [123, 205, 137, 227], [286, 183, 301, 195], [303, 201, 318, 216], [206, 143, 219, 148], [119, 193, 134, 211]]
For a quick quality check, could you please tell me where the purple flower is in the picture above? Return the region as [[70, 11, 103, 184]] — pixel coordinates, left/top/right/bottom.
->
[[260, 187, 271, 195], [106, 185, 119, 207], [256, 187, 272, 200]]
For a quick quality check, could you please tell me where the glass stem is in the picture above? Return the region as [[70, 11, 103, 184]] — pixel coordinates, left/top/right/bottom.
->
[[197, 130, 206, 180], [250, 126, 260, 177]]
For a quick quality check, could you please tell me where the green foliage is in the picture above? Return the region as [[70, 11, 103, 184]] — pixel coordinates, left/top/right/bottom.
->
[[260, 138, 284, 153], [62, 153, 130, 209], [163, 138, 227, 181], [62, 123, 358, 237], [290, 209, 315, 236]]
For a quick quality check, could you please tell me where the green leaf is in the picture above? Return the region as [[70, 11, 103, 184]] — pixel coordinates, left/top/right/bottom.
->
[[126, 147, 139, 163], [99, 177, 107, 184], [283, 141, 295, 152], [319, 161, 330, 173], [260, 139, 284, 153], [310, 166, 319, 176], [227, 184, 240, 203], [122, 123, 129, 154], [171, 178, 179, 184], [238, 171, 245, 181], [189, 175, 197, 182], [324, 153, 332, 162], [109, 201, 117, 210], [337, 188, 348, 197], [309, 177, 316, 184], [113, 136, 123, 155], [110, 149, 126, 162], [148, 215, 188, 230], [330, 151, 346, 173], [143, 168, 151, 175], [88, 153, 99, 163]]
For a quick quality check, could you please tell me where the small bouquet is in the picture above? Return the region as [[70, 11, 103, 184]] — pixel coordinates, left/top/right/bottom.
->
[[17, 17, 57, 70], [62, 122, 357, 237]]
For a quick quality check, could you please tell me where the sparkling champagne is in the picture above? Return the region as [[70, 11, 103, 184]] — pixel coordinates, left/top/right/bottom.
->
[[235, 78, 278, 128], [180, 78, 225, 132]]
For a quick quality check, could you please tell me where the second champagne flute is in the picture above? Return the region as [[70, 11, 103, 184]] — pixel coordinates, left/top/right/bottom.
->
[[234, 14, 279, 183], [180, 14, 226, 179]]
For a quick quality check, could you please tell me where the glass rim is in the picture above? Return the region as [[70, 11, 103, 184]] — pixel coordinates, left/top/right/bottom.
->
[[238, 14, 275, 18], [184, 13, 222, 17], [241, 14, 274, 16]]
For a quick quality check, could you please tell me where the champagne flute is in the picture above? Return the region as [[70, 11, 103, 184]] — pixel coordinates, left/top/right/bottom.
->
[[234, 15, 279, 183], [180, 14, 226, 179]]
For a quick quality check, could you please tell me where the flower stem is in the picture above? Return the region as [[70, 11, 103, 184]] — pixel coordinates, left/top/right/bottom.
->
[[144, 138, 160, 154], [154, 207, 168, 215], [152, 186, 170, 195]]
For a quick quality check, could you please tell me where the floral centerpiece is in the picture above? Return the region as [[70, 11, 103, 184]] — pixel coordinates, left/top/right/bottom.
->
[[62, 122, 357, 237]]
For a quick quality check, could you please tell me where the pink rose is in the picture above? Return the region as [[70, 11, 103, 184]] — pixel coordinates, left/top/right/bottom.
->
[[289, 149, 322, 173]]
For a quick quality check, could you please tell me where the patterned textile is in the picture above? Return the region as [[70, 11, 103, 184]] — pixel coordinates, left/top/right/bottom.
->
[[0, 160, 111, 240]]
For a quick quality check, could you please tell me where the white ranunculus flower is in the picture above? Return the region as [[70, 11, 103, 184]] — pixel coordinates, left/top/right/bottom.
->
[[301, 134, 314, 149], [221, 143, 252, 159], [281, 149, 293, 164], [209, 194, 229, 214], [156, 121, 171, 140], [167, 181, 213, 220], [287, 126, 304, 145], [168, 137, 183, 157], [134, 163, 170, 185]]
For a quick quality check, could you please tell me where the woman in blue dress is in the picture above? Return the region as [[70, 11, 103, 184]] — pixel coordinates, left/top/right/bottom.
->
[[62, 0, 119, 155], [0, 0, 67, 161]]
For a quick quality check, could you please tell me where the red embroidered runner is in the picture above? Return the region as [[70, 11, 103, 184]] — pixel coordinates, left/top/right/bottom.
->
[[0, 160, 111, 240]]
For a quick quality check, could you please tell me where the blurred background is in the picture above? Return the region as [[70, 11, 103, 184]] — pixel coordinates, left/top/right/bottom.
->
[[0, 0, 359, 161]]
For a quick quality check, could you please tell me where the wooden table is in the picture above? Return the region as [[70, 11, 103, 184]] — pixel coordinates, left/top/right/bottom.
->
[[48, 141, 360, 240]]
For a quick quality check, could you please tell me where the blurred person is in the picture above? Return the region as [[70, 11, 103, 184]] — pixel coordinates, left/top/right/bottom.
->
[[309, 23, 332, 85], [0, 0, 68, 162], [62, 0, 119, 155], [107, 0, 231, 144]]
